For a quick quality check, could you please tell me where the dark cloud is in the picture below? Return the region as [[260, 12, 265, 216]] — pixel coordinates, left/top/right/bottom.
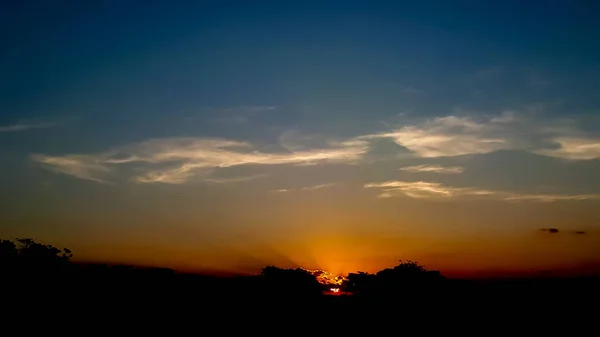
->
[[540, 228, 588, 235]]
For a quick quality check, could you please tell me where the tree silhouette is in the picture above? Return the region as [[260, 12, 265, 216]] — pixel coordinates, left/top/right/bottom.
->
[[0, 239, 18, 258], [14, 238, 73, 262], [376, 260, 428, 283], [260, 266, 323, 296], [343, 260, 446, 296], [342, 271, 377, 294], [0, 238, 73, 274]]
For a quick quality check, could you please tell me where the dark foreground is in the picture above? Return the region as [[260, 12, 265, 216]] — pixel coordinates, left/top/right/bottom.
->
[[4, 263, 598, 331]]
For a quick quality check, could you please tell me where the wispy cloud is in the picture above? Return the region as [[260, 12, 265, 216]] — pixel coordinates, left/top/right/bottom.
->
[[204, 173, 268, 184], [33, 137, 369, 184], [30, 110, 600, 185], [0, 122, 55, 132], [364, 180, 600, 202], [355, 111, 600, 160], [534, 137, 600, 160], [31, 154, 112, 184], [399, 165, 464, 174], [272, 183, 337, 193], [540, 228, 588, 235], [300, 183, 337, 191], [356, 115, 512, 157]]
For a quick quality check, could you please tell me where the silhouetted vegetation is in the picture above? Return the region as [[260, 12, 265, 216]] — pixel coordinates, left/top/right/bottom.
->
[[342, 260, 446, 296], [260, 266, 324, 296], [1, 237, 598, 325], [0, 238, 72, 272]]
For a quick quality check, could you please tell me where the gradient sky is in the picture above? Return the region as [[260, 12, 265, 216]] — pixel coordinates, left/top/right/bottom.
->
[[2, 0, 600, 278]]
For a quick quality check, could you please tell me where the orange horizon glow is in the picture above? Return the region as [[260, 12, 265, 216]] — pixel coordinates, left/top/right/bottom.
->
[[9, 215, 599, 280], [70, 249, 600, 280]]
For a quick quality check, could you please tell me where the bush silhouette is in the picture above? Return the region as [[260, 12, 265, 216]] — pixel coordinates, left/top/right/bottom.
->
[[260, 266, 323, 296], [0, 238, 73, 274], [343, 260, 445, 296]]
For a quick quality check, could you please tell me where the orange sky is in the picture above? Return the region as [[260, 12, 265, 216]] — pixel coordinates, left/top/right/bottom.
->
[[3, 177, 599, 279], [3, 178, 599, 279]]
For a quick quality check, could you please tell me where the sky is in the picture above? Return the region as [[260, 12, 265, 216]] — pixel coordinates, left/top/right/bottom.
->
[[1, 0, 600, 278]]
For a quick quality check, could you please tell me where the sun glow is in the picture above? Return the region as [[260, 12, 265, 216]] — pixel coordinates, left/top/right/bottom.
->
[[300, 267, 347, 285]]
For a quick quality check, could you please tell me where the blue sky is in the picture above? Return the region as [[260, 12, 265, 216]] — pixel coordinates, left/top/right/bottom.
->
[[1, 1, 599, 276]]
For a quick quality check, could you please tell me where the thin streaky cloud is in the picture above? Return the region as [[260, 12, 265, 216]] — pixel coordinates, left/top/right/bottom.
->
[[33, 136, 369, 184], [301, 183, 337, 191], [356, 115, 512, 158], [204, 173, 269, 184], [533, 137, 600, 160], [399, 165, 464, 174], [0, 122, 56, 132], [272, 183, 338, 193], [364, 180, 600, 203], [32, 154, 112, 184], [355, 111, 600, 160], [30, 111, 600, 185]]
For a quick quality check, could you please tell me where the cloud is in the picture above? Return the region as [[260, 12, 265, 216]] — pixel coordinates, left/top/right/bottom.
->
[[30, 110, 600, 185], [356, 115, 512, 157], [534, 137, 600, 160], [364, 181, 495, 199], [236, 105, 278, 113], [355, 111, 600, 160], [0, 122, 55, 132], [364, 180, 600, 202], [399, 165, 464, 174], [31, 154, 112, 184], [301, 183, 337, 191], [272, 183, 337, 193], [278, 129, 323, 152], [204, 173, 269, 184], [540, 228, 589, 235], [33, 136, 369, 184]]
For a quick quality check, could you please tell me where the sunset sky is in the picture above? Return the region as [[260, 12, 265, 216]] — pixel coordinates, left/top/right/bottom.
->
[[2, 1, 599, 278]]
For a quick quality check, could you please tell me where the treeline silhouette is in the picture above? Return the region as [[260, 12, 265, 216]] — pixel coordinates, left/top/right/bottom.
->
[[343, 260, 446, 296], [1, 237, 598, 324], [1, 238, 446, 298]]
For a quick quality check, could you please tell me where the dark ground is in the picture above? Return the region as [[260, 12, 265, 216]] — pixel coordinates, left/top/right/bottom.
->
[[4, 262, 598, 332]]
